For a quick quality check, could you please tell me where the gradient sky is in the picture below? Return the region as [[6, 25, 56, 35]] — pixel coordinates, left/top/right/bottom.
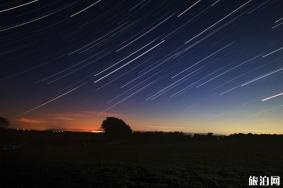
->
[[0, 0, 283, 134]]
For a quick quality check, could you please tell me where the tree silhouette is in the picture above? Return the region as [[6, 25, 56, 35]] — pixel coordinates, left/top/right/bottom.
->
[[0, 116, 9, 128], [101, 117, 132, 140]]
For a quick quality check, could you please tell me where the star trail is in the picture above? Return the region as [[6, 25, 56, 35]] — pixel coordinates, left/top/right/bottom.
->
[[0, 0, 283, 134]]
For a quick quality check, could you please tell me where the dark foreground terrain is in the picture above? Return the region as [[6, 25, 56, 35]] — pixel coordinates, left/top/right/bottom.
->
[[0, 129, 282, 188]]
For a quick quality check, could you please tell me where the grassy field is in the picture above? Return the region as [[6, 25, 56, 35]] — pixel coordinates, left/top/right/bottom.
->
[[0, 130, 282, 188]]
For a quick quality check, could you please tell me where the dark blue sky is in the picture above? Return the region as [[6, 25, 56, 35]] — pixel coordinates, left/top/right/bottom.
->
[[0, 0, 283, 133]]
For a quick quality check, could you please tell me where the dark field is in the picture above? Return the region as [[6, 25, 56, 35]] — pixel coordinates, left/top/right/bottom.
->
[[0, 129, 282, 188]]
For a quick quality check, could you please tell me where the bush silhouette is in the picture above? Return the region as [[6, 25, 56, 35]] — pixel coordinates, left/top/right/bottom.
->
[[0, 116, 9, 128], [101, 117, 132, 140]]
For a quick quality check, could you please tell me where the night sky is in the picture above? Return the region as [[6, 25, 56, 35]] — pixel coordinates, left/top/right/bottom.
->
[[1, 0, 283, 134]]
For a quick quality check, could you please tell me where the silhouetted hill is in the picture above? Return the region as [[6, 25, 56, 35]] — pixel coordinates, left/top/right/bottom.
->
[[1, 128, 282, 187]]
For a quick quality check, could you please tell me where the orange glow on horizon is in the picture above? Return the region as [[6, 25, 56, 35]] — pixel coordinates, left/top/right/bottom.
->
[[7, 110, 283, 135], [12, 111, 128, 132]]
